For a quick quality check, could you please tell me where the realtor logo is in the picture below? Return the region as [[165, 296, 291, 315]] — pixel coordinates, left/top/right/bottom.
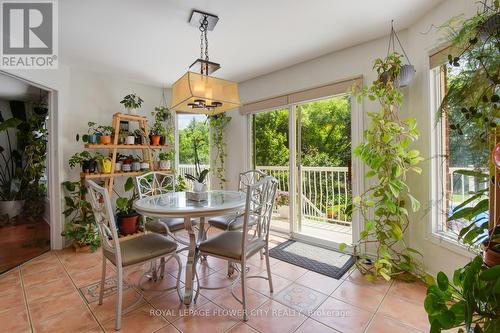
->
[[1, 0, 58, 69]]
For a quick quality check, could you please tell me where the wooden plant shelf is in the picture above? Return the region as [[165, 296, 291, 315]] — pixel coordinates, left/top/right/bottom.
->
[[81, 170, 173, 179], [85, 144, 170, 150]]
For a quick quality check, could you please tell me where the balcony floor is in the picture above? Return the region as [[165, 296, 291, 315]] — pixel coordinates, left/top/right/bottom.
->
[[0, 230, 429, 333]]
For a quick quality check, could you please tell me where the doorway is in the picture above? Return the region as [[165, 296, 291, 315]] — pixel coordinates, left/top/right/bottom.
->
[[252, 95, 359, 249]]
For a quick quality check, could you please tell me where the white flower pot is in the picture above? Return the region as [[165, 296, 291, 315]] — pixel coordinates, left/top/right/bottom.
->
[[192, 182, 207, 193], [125, 135, 135, 145], [159, 160, 171, 170], [115, 162, 122, 172], [140, 162, 150, 170], [278, 206, 289, 219], [127, 108, 138, 115], [0, 200, 25, 219]]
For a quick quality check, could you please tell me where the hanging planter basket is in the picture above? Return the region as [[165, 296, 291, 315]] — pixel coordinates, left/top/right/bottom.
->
[[479, 12, 500, 42]]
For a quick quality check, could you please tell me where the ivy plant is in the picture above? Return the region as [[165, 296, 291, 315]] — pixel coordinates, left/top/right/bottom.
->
[[208, 113, 231, 189], [344, 53, 429, 282]]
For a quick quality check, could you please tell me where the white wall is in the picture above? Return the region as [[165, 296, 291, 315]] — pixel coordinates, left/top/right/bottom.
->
[[225, 0, 478, 276], [1, 66, 164, 249]]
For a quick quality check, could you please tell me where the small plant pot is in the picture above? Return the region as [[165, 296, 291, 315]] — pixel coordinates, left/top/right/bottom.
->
[[87, 134, 98, 144], [131, 161, 141, 171], [82, 159, 97, 174], [99, 135, 112, 145], [151, 135, 161, 145], [115, 162, 122, 172], [192, 181, 207, 192], [278, 206, 289, 219], [159, 136, 166, 145], [127, 108, 138, 115], [140, 162, 150, 170], [122, 163, 131, 172], [125, 135, 135, 145], [33, 106, 48, 116], [0, 200, 25, 219], [117, 213, 139, 236], [398, 64, 416, 88], [82, 160, 92, 173], [159, 160, 171, 170], [134, 135, 143, 145], [326, 208, 337, 219], [484, 244, 500, 267]]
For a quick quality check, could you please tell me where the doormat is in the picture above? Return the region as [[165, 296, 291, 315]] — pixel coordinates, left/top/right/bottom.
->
[[79, 277, 133, 304], [269, 240, 354, 279]]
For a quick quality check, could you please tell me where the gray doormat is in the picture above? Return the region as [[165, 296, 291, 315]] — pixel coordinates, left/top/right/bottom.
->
[[269, 240, 354, 279]]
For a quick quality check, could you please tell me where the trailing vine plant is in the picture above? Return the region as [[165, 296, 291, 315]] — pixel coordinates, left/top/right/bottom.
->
[[345, 53, 429, 282], [208, 113, 231, 189]]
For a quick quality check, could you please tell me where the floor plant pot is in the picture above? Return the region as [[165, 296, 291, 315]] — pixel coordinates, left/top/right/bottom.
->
[[0, 200, 25, 219], [117, 213, 139, 236], [99, 135, 111, 145], [151, 135, 161, 145], [126, 136, 135, 145]]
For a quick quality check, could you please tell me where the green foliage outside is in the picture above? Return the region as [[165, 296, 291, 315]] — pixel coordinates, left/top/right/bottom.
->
[[179, 118, 209, 165]]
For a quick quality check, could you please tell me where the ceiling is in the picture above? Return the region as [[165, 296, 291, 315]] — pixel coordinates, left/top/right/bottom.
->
[[60, 0, 444, 87]]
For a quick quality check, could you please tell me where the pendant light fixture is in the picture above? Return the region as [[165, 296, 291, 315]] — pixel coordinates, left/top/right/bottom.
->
[[171, 10, 240, 115]]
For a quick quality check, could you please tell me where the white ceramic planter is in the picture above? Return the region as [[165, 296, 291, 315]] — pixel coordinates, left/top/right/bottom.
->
[[125, 136, 135, 145], [192, 182, 207, 192], [122, 164, 131, 172], [159, 160, 171, 170], [127, 108, 138, 115], [140, 162, 150, 170], [0, 200, 25, 219], [278, 205, 289, 219], [115, 162, 122, 172]]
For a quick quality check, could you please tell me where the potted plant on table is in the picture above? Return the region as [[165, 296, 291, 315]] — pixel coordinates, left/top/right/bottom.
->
[[120, 93, 144, 115], [97, 125, 113, 145], [275, 191, 290, 219], [115, 177, 140, 235]]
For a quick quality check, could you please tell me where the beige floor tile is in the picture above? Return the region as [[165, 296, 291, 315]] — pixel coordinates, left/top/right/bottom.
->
[[225, 322, 259, 333], [246, 299, 306, 333], [33, 305, 99, 333], [69, 264, 115, 288], [345, 269, 392, 293], [388, 280, 428, 304], [271, 261, 308, 281], [273, 283, 328, 313], [172, 302, 239, 333], [0, 304, 31, 333], [211, 285, 269, 319], [102, 304, 169, 333], [89, 289, 145, 323], [246, 272, 292, 297], [331, 280, 385, 312], [148, 288, 210, 323], [367, 314, 424, 333], [0, 285, 25, 313], [25, 276, 75, 302], [153, 324, 181, 333], [295, 318, 341, 333], [295, 270, 343, 296], [312, 296, 373, 333], [22, 264, 67, 287], [378, 293, 430, 332]]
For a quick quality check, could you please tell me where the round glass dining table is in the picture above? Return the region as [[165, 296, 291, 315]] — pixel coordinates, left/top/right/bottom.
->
[[133, 190, 246, 304]]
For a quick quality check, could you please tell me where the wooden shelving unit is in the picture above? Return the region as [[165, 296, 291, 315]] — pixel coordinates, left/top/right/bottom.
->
[[80, 112, 173, 195]]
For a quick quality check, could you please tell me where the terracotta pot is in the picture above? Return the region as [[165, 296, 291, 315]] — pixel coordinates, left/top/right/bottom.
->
[[151, 135, 161, 145], [117, 213, 139, 236], [484, 246, 500, 267], [99, 135, 112, 145]]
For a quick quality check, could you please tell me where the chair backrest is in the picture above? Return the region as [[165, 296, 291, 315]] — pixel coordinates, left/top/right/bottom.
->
[[136, 171, 176, 199], [238, 169, 267, 192], [241, 176, 278, 259], [86, 180, 122, 266]]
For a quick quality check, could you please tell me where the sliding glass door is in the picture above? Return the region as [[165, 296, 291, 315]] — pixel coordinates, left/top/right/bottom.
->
[[251, 95, 356, 248]]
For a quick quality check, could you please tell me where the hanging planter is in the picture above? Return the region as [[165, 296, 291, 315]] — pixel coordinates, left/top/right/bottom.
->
[[479, 12, 500, 42], [380, 21, 416, 88]]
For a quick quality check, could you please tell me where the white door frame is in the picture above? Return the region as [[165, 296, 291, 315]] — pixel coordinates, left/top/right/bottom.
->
[[0, 70, 62, 250]]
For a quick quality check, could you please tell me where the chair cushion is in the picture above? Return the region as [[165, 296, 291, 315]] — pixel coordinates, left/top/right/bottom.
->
[[104, 233, 177, 267], [145, 218, 198, 234], [208, 214, 257, 231], [198, 231, 265, 261]]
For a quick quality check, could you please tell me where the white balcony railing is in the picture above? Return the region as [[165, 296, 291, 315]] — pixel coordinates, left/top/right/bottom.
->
[[257, 165, 351, 226]]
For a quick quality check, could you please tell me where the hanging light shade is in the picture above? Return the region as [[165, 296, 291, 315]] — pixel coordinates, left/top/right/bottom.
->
[[171, 71, 240, 115], [171, 10, 240, 115]]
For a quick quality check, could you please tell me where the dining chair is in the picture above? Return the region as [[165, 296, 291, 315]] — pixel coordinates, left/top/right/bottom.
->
[[86, 180, 182, 331], [135, 171, 198, 246], [197, 176, 278, 321]]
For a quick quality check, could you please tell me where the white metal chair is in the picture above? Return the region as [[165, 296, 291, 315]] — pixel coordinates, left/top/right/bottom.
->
[[197, 176, 278, 321], [86, 180, 182, 331]]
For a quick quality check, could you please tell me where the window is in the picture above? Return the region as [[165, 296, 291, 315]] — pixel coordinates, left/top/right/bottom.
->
[[430, 64, 489, 241]]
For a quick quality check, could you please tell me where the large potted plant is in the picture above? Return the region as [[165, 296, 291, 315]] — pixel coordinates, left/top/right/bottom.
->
[[115, 177, 140, 235], [343, 53, 428, 282], [120, 93, 144, 115], [61, 181, 100, 252]]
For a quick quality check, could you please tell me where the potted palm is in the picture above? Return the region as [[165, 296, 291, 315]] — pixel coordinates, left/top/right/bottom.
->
[[115, 177, 140, 235], [120, 93, 144, 115]]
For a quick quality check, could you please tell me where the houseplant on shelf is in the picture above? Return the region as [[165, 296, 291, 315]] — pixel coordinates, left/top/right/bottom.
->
[[344, 52, 428, 282], [120, 93, 144, 115], [275, 191, 290, 219], [150, 123, 163, 145], [81, 121, 99, 144], [68, 151, 100, 174], [61, 180, 100, 252], [115, 177, 140, 235], [158, 151, 174, 170], [97, 125, 113, 145]]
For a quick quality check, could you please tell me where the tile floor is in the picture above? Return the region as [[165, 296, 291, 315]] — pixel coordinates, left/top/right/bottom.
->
[[0, 233, 431, 333]]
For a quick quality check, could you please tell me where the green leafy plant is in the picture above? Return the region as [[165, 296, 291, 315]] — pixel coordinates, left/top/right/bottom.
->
[[81, 121, 99, 142], [159, 151, 174, 161], [0, 113, 23, 201], [175, 175, 188, 191], [345, 53, 428, 282], [185, 138, 209, 184], [120, 93, 144, 109], [97, 125, 113, 136], [115, 177, 138, 216], [208, 113, 231, 189], [275, 191, 290, 207], [68, 151, 101, 169], [61, 181, 100, 251], [424, 255, 500, 333]]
